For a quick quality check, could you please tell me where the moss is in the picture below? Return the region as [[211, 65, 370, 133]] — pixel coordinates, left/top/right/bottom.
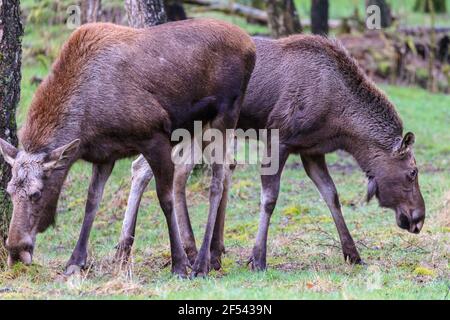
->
[[378, 61, 392, 77], [416, 67, 429, 80], [413, 266, 436, 277]]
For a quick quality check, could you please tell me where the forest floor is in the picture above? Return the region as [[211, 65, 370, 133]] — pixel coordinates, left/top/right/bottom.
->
[[0, 1, 449, 300]]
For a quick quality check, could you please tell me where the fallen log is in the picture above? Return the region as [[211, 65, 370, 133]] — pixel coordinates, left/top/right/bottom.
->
[[184, 0, 340, 28], [398, 26, 450, 35]]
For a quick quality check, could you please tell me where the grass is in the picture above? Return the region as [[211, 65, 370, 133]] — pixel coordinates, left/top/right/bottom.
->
[[0, 2, 449, 300], [294, 0, 450, 27]]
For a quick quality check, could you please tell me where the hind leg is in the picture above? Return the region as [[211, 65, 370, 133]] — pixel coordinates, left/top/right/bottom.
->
[[142, 134, 190, 277], [209, 162, 235, 270], [115, 155, 153, 264], [249, 144, 289, 271], [191, 99, 241, 277], [174, 163, 198, 264]]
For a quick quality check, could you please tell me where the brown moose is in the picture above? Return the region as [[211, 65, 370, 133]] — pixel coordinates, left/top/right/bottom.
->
[[115, 35, 426, 272], [0, 19, 256, 278]]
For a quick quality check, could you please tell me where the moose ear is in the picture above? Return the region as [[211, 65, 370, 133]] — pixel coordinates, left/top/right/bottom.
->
[[0, 138, 18, 166], [402, 132, 415, 149], [43, 139, 80, 171], [367, 177, 377, 203], [393, 132, 415, 156]]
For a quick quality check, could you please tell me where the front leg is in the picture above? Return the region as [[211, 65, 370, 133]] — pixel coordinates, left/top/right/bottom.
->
[[301, 154, 362, 264], [65, 162, 115, 275]]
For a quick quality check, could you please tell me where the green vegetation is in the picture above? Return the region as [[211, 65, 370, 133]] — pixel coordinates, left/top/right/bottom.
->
[[294, 0, 450, 27], [0, 1, 448, 300]]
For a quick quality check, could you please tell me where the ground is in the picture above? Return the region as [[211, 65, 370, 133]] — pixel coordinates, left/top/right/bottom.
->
[[0, 0, 449, 300]]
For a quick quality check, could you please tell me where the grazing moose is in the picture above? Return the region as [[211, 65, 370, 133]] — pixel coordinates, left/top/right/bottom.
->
[[115, 35, 426, 272], [0, 19, 256, 278]]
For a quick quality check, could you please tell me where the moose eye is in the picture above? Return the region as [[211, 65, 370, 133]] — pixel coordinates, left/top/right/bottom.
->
[[408, 168, 418, 181], [29, 190, 42, 202]]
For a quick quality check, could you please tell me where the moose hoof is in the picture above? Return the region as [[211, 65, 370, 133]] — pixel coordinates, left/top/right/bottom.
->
[[247, 256, 266, 272], [210, 256, 222, 271], [172, 265, 189, 279], [114, 246, 132, 265], [64, 264, 82, 276], [344, 253, 364, 265], [190, 260, 210, 278], [171, 259, 190, 279], [190, 270, 208, 279], [185, 249, 198, 266]]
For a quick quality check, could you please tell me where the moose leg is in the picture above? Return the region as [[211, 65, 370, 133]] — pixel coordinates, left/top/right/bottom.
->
[[191, 103, 240, 277], [115, 155, 153, 263], [143, 134, 190, 278], [209, 163, 235, 270], [191, 161, 225, 277], [249, 145, 289, 271], [65, 162, 115, 275], [300, 154, 362, 264], [174, 163, 197, 265]]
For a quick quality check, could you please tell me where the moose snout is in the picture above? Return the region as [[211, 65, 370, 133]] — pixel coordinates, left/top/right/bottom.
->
[[397, 208, 425, 234], [6, 236, 34, 267], [410, 209, 425, 234], [7, 250, 32, 267]]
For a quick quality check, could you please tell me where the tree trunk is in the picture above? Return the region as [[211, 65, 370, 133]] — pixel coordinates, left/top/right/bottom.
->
[[81, 0, 102, 23], [165, 0, 187, 21], [124, 0, 167, 28], [428, 0, 438, 92], [0, 0, 22, 245], [266, 0, 302, 38], [311, 0, 329, 35], [414, 0, 446, 13], [366, 0, 392, 28]]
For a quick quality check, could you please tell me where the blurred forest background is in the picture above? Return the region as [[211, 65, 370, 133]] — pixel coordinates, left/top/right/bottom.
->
[[0, 0, 448, 299], [18, 0, 450, 94]]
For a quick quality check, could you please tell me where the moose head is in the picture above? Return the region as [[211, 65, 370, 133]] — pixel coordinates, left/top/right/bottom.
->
[[367, 132, 426, 234], [0, 139, 80, 266]]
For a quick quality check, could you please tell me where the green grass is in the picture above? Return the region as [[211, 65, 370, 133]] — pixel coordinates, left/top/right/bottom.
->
[[1, 3, 449, 300], [294, 0, 450, 27]]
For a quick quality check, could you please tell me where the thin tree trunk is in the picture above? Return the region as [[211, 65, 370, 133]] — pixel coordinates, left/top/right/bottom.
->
[[415, 0, 446, 13], [428, 0, 438, 92], [124, 0, 167, 28], [0, 0, 22, 245], [81, 0, 102, 23], [366, 0, 392, 28], [266, 0, 302, 38], [311, 0, 329, 35]]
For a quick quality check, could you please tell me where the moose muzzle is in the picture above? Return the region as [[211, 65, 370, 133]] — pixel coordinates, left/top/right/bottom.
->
[[6, 233, 34, 267]]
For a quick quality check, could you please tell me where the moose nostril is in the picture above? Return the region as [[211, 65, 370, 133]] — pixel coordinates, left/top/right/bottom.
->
[[399, 213, 410, 230]]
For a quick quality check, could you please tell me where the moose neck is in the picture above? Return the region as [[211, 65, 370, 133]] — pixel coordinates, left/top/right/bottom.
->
[[339, 87, 403, 177]]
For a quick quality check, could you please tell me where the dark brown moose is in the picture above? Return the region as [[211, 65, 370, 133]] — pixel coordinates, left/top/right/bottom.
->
[[0, 19, 256, 278], [115, 35, 426, 272]]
